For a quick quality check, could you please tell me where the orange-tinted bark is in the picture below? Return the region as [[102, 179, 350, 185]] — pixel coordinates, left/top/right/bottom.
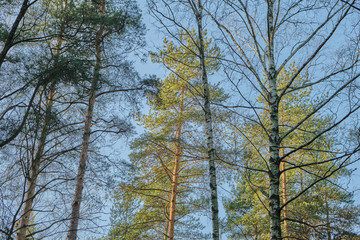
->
[[167, 87, 185, 240]]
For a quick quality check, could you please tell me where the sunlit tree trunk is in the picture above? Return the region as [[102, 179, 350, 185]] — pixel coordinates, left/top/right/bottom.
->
[[167, 87, 185, 240], [194, 1, 220, 239], [325, 194, 331, 240], [280, 148, 288, 237], [67, 0, 104, 238], [267, 0, 282, 239]]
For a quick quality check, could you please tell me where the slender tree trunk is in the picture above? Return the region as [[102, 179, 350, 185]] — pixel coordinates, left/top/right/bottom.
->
[[299, 170, 308, 238], [0, 0, 41, 148], [280, 148, 288, 237], [325, 194, 331, 240], [167, 87, 185, 240], [67, 1, 104, 238], [167, 163, 180, 240], [195, 1, 220, 239], [16, 82, 56, 240], [269, 92, 281, 240], [267, 0, 282, 239], [16, 24, 64, 237]]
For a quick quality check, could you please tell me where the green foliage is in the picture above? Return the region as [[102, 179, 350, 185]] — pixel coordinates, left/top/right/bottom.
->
[[107, 30, 224, 239], [0, 22, 9, 42], [225, 64, 360, 239]]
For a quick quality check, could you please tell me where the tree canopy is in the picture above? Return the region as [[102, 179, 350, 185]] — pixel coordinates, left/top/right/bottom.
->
[[1, 0, 360, 239]]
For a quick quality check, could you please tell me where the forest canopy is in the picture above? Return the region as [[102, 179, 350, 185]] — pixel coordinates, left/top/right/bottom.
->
[[1, 0, 360, 240]]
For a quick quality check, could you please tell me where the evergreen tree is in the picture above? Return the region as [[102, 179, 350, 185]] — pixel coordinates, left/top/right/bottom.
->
[[108, 30, 225, 239], [67, 0, 144, 238]]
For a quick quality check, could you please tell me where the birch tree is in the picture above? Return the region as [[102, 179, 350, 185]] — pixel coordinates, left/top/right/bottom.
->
[[108, 30, 225, 239], [200, 1, 360, 239], [148, 1, 222, 238], [224, 65, 360, 239]]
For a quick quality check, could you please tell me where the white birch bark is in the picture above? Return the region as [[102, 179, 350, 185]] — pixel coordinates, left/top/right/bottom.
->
[[267, 1, 282, 239], [194, 1, 220, 239]]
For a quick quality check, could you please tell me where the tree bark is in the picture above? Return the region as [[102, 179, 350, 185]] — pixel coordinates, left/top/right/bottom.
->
[[195, 1, 220, 239], [280, 149, 288, 237], [267, 0, 282, 239], [66, 1, 104, 238], [269, 95, 281, 240], [325, 194, 331, 240], [16, 19, 65, 236], [167, 87, 185, 240], [16, 81, 56, 240]]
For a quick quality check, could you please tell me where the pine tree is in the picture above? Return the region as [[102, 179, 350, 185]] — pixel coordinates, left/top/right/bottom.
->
[[67, 0, 144, 238], [108, 30, 225, 239]]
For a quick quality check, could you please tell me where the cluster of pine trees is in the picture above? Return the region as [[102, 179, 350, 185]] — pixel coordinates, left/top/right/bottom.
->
[[1, 0, 360, 239]]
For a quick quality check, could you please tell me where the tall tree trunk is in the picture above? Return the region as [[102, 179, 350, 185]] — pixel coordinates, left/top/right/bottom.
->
[[167, 87, 185, 240], [67, 1, 104, 238], [267, 0, 282, 239], [16, 81, 56, 240], [195, 1, 220, 239], [269, 93, 281, 240], [16, 18, 66, 235]]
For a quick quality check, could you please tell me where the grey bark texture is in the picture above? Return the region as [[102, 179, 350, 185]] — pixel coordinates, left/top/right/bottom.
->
[[267, 0, 282, 239]]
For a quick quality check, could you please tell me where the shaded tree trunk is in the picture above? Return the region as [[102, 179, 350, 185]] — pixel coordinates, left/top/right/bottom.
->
[[268, 94, 281, 240], [67, 0, 104, 238], [16, 22, 65, 236], [16, 81, 56, 240], [0, 0, 32, 69]]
